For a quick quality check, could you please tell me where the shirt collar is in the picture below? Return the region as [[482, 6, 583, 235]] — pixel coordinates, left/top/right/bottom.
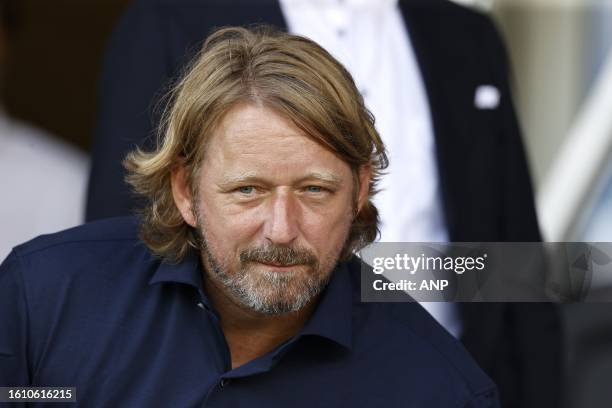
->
[[148, 249, 354, 350], [298, 260, 353, 350], [148, 249, 207, 300]]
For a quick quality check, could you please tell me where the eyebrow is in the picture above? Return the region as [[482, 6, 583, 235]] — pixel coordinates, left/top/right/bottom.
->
[[296, 172, 342, 187], [216, 171, 343, 189]]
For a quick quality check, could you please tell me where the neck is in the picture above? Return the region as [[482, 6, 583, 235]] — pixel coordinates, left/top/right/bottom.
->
[[203, 275, 318, 369]]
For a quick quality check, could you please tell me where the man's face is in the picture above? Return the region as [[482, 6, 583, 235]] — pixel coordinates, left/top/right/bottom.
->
[[173, 103, 369, 314]]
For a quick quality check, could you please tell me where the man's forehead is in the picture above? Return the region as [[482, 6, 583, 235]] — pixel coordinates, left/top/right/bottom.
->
[[211, 103, 310, 149], [202, 103, 351, 176]]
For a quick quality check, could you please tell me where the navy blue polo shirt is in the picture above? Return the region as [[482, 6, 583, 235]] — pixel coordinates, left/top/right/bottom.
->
[[0, 217, 498, 407]]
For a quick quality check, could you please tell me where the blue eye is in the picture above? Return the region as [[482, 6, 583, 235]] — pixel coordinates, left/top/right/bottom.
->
[[306, 186, 322, 193], [238, 186, 254, 194]]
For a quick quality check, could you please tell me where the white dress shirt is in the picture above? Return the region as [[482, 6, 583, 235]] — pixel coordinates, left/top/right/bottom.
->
[[0, 111, 88, 261], [280, 0, 462, 337]]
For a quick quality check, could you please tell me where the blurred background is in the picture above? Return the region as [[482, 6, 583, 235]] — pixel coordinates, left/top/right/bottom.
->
[[4, 0, 611, 243], [1, 0, 611, 406]]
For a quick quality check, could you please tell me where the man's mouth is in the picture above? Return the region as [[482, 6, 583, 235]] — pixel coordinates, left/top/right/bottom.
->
[[255, 261, 301, 269]]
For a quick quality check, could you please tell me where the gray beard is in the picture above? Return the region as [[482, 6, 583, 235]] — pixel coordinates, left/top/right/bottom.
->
[[195, 218, 333, 315]]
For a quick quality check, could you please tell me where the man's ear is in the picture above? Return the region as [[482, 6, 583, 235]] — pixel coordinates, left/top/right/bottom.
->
[[171, 166, 197, 227], [356, 164, 371, 213]]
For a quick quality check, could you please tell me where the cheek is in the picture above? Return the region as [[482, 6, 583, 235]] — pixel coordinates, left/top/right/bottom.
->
[[198, 199, 261, 256], [300, 196, 354, 249]]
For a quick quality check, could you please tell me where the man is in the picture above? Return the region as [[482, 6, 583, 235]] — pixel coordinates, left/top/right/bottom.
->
[[86, 1, 561, 406], [0, 27, 497, 407]]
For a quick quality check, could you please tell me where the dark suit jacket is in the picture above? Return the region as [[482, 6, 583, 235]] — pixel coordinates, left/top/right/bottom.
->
[[86, 1, 562, 407]]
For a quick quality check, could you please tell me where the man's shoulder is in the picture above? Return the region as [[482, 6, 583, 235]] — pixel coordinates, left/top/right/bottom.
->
[[385, 301, 494, 396], [345, 256, 497, 404], [4, 217, 158, 314], [8, 216, 155, 287], [14, 216, 142, 257]]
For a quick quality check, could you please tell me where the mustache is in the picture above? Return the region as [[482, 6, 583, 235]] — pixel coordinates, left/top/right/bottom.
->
[[240, 245, 318, 267]]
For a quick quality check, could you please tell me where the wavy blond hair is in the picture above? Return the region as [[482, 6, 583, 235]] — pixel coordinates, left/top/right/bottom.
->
[[125, 26, 388, 262]]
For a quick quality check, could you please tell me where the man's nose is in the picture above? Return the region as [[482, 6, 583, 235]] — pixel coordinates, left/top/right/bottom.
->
[[263, 191, 300, 245]]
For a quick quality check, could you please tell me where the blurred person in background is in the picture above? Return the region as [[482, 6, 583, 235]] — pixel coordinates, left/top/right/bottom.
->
[[86, 0, 561, 406], [0, 0, 88, 261]]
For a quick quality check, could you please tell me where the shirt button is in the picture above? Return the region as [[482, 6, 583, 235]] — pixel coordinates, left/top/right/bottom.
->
[[220, 379, 230, 388], [196, 302, 205, 309]]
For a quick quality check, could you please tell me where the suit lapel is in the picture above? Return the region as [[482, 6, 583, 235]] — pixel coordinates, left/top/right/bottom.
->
[[399, 3, 508, 364], [398, 0, 476, 242]]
